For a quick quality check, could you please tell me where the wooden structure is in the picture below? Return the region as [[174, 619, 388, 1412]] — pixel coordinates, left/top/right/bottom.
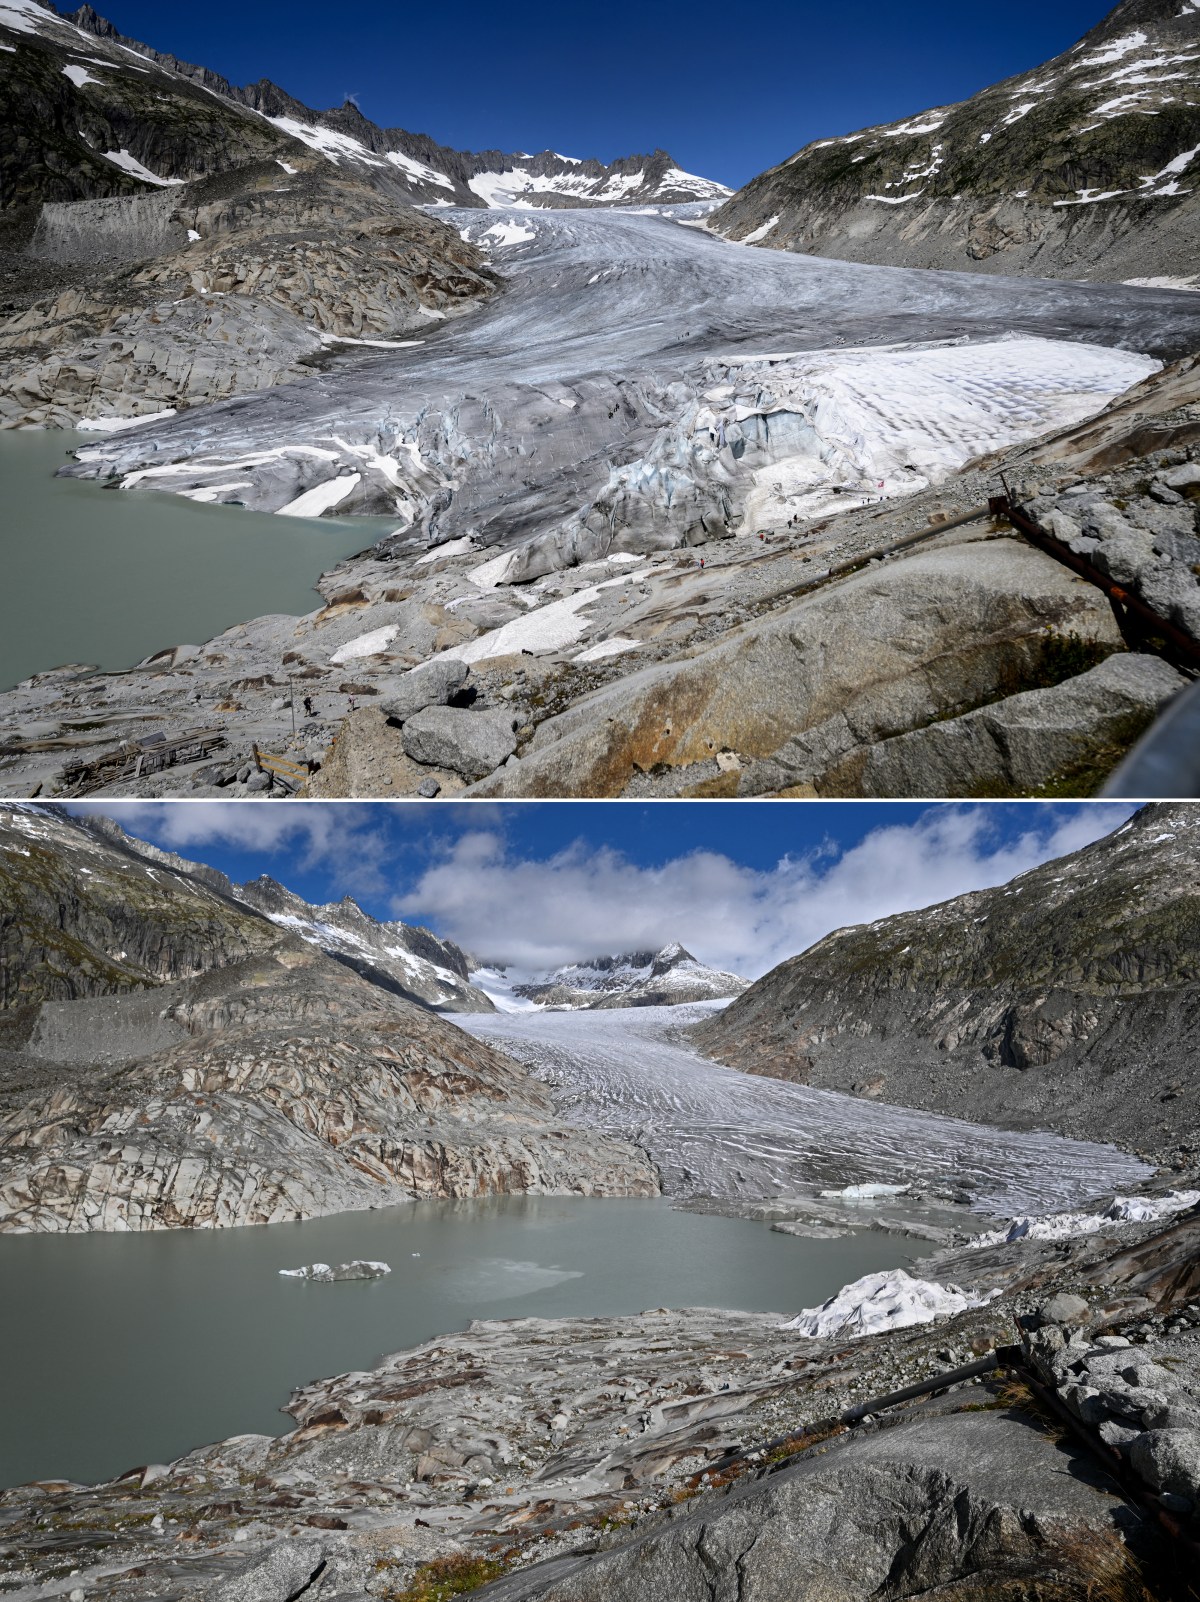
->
[[59, 728, 226, 796], [251, 744, 309, 795]]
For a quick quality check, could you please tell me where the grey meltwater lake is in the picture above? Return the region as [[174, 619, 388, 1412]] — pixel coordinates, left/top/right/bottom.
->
[[0, 429, 378, 692], [0, 1197, 926, 1490]]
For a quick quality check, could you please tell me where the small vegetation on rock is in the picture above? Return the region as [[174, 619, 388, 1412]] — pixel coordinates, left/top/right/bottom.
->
[[382, 1553, 509, 1602]]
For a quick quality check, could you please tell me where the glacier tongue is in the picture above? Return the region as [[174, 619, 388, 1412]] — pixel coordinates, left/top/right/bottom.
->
[[70, 206, 1189, 569], [461, 1002, 1149, 1218]]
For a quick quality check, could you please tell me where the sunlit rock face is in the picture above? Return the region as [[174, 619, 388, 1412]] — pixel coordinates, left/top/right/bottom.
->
[[698, 802, 1200, 1159], [712, 0, 1200, 283]]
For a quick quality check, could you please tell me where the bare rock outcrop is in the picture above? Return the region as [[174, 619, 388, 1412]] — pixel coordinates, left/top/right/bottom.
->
[[0, 943, 658, 1232], [0, 805, 657, 1230], [711, 0, 1200, 283], [696, 801, 1200, 1161]]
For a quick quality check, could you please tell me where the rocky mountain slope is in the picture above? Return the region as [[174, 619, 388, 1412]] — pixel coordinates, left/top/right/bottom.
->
[[0, 805, 657, 1228], [234, 875, 493, 1014], [507, 943, 749, 1010], [1, 1, 728, 216], [0, 158, 498, 428], [0, 802, 279, 1011], [696, 802, 1200, 1162], [0, 0, 724, 426], [70, 814, 497, 1013], [713, 0, 1200, 281]]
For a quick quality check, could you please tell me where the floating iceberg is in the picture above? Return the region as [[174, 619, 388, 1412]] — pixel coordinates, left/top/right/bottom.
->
[[279, 1260, 391, 1282], [819, 1182, 910, 1203]]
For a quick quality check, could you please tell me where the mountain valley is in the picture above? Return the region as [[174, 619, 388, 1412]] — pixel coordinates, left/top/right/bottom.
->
[[1, 0, 1199, 799], [0, 802, 1198, 1601]]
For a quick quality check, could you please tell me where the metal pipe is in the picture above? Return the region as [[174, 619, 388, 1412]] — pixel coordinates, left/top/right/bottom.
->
[[998, 498, 1200, 675], [765, 504, 995, 611]]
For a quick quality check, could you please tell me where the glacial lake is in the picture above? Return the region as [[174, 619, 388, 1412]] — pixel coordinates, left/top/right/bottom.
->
[[0, 429, 383, 693], [0, 1196, 926, 1489]]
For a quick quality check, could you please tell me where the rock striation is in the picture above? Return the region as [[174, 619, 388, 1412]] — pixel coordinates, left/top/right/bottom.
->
[[712, 0, 1200, 283], [0, 805, 658, 1230], [697, 801, 1200, 1163]]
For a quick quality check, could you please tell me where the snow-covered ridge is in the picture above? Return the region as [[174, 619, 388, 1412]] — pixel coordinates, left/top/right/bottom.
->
[[495, 942, 750, 1011], [2, 0, 729, 214], [232, 878, 493, 1014]]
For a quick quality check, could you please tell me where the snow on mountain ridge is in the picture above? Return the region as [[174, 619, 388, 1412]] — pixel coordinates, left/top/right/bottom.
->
[[232, 877, 494, 1015], [505, 943, 751, 1011]]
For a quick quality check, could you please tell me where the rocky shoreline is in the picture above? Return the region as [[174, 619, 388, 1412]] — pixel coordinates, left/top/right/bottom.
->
[[2, 339, 1197, 802], [2, 1192, 1197, 1600]]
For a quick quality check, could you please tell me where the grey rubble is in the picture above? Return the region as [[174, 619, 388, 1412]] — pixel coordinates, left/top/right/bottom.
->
[[2, 1200, 1197, 1601], [712, 0, 1200, 284], [696, 800, 1200, 1165]]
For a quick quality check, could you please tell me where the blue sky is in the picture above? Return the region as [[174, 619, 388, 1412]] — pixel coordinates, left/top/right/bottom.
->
[[98, 0, 1111, 188], [80, 802, 1136, 978]]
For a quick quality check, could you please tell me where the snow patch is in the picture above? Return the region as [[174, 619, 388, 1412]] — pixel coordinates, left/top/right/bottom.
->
[[740, 214, 780, 244], [784, 1269, 992, 1338], [77, 408, 178, 433], [329, 624, 399, 664], [276, 473, 360, 519], [62, 63, 101, 87], [574, 637, 640, 662], [864, 190, 926, 204], [268, 117, 383, 168], [102, 149, 183, 187], [481, 219, 537, 249], [385, 149, 455, 190], [1078, 30, 1147, 69]]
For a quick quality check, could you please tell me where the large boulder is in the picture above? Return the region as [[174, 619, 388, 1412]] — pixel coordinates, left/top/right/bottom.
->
[[1129, 1428, 1200, 1503], [403, 705, 521, 779], [477, 1410, 1133, 1602], [380, 657, 470, 723], [470, 537, 1123, 797], [843, 653, 1185, 798]]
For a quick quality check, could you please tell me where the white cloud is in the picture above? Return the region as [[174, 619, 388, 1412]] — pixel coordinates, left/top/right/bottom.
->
[[397, 805, 1136, 978], [69, 802, 390, 893]]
